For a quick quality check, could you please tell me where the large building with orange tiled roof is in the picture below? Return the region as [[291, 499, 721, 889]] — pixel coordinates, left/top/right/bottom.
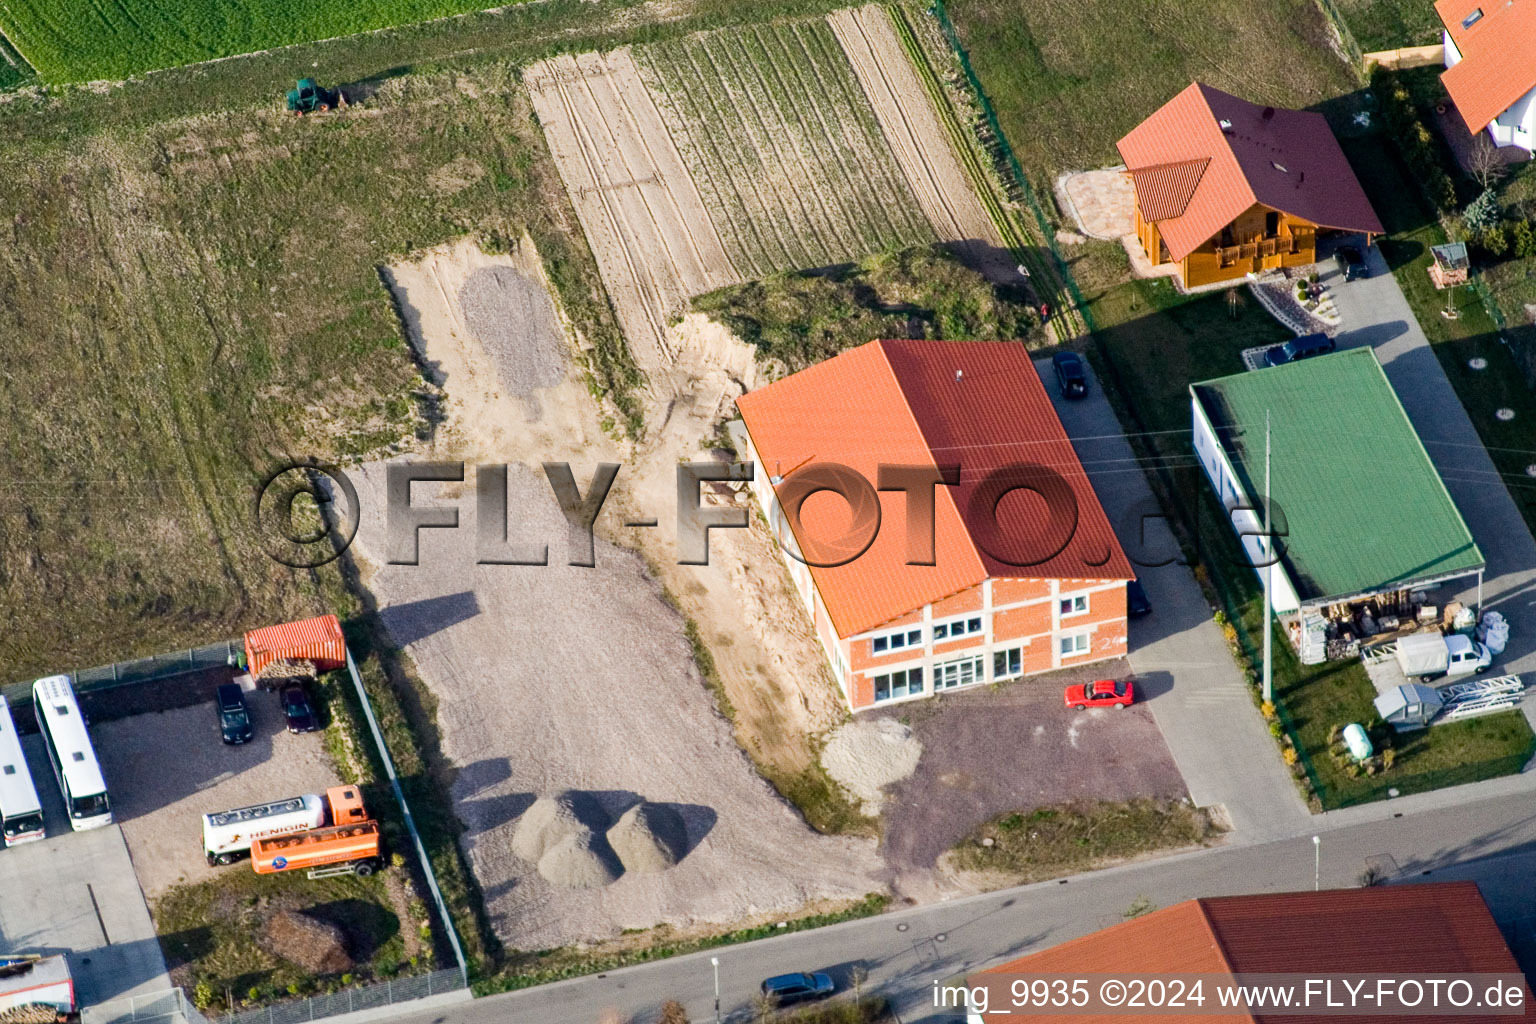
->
[[1437, 0, 1536, 155], [1117, 83, 1382, 290], [734, 339, 1133, 713]]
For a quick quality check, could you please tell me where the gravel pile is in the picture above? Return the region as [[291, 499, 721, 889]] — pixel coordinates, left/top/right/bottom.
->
[[537, 829, 624, 889], [459, 265, 567, 396], [511, 790, 610, 862], [821, 718, 923, 814], [608, 802, 688, 874]]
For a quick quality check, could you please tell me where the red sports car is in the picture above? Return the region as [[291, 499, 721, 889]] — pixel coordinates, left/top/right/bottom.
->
[[1064, 679, 1134, 710]]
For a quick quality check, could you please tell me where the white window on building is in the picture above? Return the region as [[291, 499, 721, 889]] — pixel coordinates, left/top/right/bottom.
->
[[871, 627, 923, 656], [873, 668, 924, 703], [934, 655, 985, 690], [933, 614, 983, 641], [1060, 632, 1090, 657], [992, 647, 1022, 680], [1059, 594, 1089, 618]]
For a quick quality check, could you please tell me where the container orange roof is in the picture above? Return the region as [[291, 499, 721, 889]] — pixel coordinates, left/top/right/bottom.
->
[[1116, 83, 1383, 262], [1437, 0, 1536, 133], [735, 340, 1132, 638], [969, 882, 1533, 1023]]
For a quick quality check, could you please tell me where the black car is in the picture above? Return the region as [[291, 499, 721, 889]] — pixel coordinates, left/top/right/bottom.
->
[[1052, 351, 1088, 398], [278, 682, 320, 734], [1262, 332, 1336, 368], [761, 972, 835, 1007], [1334, 244, 1368, 281], [1127, 578, 1152, 617], [216, 682, 254, 745]]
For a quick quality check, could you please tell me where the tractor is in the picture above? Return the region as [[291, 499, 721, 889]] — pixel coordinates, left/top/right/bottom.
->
[[286, 78, 339, 115]]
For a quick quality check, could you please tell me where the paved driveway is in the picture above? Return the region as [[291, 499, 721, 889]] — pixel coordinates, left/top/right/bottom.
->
[[0, 735, 171, 1008], [1326, 242, 1536, 733], [1035, 358, 1310, 842]]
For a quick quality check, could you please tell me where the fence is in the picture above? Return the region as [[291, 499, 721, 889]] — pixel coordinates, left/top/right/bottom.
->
[[209, 969, 467, 1024], [1, 639, 240, 714], [924, 0, 1097, 338], [83, 988, 201, 1024]]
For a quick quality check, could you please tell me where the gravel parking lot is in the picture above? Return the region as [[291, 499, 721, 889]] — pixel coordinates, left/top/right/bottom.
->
[[93, 687, 342, 898], [874, 658, 1187, 884]]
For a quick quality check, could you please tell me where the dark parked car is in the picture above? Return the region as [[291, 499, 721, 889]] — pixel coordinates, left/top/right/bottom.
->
[[1263, 332, 1335, 368], [216, 683, 254, 745], [278, 682, 320, 734], [1052, 351, 1088, 398], [761, 972, 835, 1006], [1127, 578, 1152, 617], [1334, 244, 1368, 281]]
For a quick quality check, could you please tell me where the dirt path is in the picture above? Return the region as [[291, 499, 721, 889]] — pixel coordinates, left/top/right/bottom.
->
[[526, 50, 740, 374], [828, 5, 1014, 282]]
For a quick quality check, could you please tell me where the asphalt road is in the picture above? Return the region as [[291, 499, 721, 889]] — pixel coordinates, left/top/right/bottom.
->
[[385, 783, 1536, 1024]]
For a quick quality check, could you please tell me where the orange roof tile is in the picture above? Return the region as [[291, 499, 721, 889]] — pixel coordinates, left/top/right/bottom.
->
[[1437, 0, 1536, 133], [1127, 157, 1210, 221], [735, 340, 1132, 638], [1116, 83, 1383, 262], [969, 882, 1533, 1024]]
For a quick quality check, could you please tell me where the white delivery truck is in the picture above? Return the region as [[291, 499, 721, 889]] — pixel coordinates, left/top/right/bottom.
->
[[1395, 631, 1491, 682], [202, 794, 326, 865], [0, 955, 74, 1020]]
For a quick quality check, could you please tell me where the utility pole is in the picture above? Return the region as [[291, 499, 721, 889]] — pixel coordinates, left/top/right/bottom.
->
[[712, 956, 721, 1024], [1263, 410, 1273, 704]]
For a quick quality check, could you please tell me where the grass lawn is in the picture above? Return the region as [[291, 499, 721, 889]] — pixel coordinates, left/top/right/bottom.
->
[[947, 800, 1220, 883], [1329, 0, 1444, 51], [938, 0, 1360, 186], [1084, 269, 1533, 807]]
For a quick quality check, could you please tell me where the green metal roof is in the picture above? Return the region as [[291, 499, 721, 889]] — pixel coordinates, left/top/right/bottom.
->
[[1192, 347, 1483, 604]]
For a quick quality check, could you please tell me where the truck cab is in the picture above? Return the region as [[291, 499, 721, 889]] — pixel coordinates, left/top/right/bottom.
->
[[1444, 634, 1492, 678]]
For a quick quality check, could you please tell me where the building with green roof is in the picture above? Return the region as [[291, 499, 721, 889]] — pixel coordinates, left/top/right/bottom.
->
[[1190, 347, 1484, 618]]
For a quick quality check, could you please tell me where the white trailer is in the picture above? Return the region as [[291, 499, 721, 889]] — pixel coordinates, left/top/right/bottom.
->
[[202, 794, 326, 865], [0, 955, 74, 1016], [1394, 632, 1490, 681]]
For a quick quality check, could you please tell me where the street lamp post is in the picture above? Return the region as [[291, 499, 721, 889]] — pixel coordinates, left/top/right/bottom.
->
[[711, 956, 721, 1024], [1312, 835, 1321, 891]]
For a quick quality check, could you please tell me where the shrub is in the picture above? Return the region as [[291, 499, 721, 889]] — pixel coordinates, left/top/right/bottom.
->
[[193, 982, 215, 1011], [1260, 700, 1276, 721], [1282, 747, 1298, 766], [658, 1001, 691, 1024], [1268, 720, 1283, 739], [1512, 220, 1536, 259], [1465, 190, 1502, 231], [1480, 225, 1510, 257], [1382, 748, 1396, 770]]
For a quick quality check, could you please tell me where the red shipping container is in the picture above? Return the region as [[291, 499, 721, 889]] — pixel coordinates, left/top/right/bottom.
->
[[245, 613, 347, 678]]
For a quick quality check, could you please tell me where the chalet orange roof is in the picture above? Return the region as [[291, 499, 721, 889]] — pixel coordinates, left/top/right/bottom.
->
[[969, 882, 1533, 1023], [1436, 0, 1536, 133], [1116, 83, 1383, 262], [735, 340, 1132, 638]]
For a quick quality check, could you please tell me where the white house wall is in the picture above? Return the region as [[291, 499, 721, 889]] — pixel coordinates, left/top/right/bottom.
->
[[1190, 393, 1302, 615]]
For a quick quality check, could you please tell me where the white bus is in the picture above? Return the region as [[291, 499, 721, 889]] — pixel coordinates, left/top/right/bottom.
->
[[0, 696, 45, 845], [31, 676, 111, 831]]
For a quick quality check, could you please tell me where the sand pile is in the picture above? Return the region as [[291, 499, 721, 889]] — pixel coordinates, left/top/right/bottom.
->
[[608, 802, 688, 874], [537, 829, 624, 889], [821, 717, 924, 814], [511, 790, 610, 862]]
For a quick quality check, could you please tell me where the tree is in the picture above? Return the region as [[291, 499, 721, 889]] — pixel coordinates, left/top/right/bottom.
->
[[1512, 219, 1536, 259], [1480, 225, 1510, 258], [1466, 134, 1508, 192], [656, 1000, 690, 1024], [1465, 189, 1502, 232]]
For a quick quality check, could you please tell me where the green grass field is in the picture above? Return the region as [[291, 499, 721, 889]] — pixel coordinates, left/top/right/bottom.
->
[[0, 0, 519, 82], [1329, 0, 1444, 51], [635, 19, 934, 278], [940, 0, 1361, 186]]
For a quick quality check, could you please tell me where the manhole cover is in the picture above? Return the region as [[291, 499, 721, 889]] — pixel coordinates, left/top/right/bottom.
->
[[1497, 408, 1516, 421], [1469, 357, 1488, 370]]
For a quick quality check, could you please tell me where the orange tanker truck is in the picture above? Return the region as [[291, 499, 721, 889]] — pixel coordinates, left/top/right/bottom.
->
[[251, 785, 383, 877]]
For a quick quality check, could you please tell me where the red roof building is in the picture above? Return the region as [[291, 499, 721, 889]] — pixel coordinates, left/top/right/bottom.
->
[[1117, 83, 1382, 290], [1436, 0, 1536, 155], [735, 340, 1133, 712], [967, 882, 1533, 1023]]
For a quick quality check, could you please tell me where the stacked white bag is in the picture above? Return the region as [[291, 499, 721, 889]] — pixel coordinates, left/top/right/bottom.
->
[[1478, 610, 1511, 656]]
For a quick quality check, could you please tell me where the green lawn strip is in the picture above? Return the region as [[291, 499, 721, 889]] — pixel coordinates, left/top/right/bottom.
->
[[948, 800, 1219, 884], [1329, 0, 1445, 52], [1084, 275, 1533, 808], [476, 895, 890, 994]]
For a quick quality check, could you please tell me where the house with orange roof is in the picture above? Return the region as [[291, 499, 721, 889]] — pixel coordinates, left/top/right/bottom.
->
[[1117, 82, 1383, 290], [734, 340, 1134, 713], [1436, 0, 1536, 155], [963, 881, 1533, 1023]]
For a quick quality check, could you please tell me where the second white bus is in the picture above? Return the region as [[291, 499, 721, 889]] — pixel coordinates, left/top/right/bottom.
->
[[32, 676, 111, 831], [0, 695, 45, 845]]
